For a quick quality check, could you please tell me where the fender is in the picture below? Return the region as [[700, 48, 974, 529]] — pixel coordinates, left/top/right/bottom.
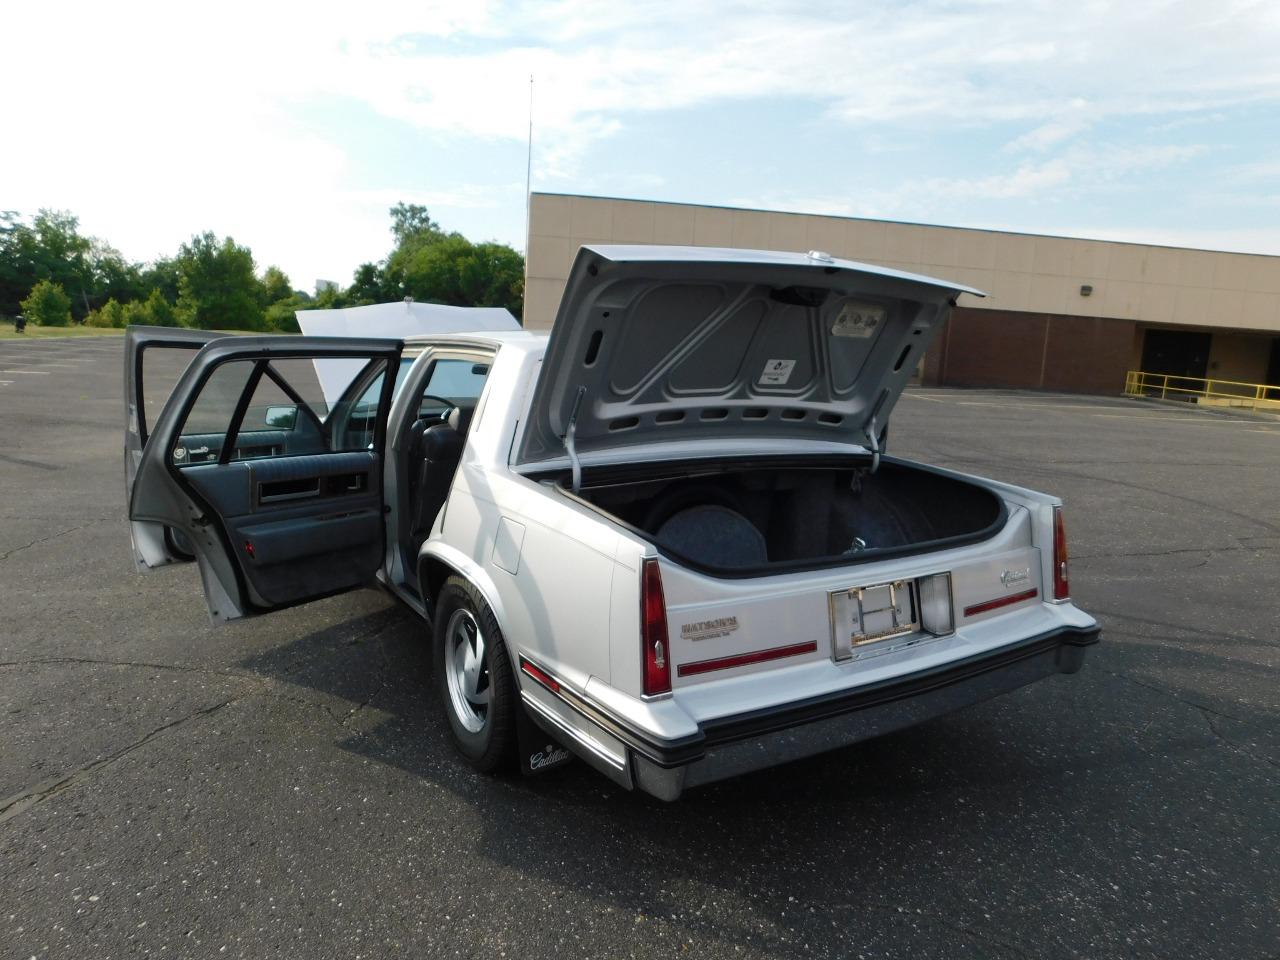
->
[[416, 539, 510, 634]]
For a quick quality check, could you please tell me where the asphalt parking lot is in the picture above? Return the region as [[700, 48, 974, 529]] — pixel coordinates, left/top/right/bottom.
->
[[1, 335, 1276, 959]]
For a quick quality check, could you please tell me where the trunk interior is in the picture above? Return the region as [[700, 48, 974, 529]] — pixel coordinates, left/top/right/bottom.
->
[[558, 458, 1006, 574]]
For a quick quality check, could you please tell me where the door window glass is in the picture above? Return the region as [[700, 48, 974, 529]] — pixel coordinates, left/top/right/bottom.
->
[[170, 358, 390, 467], [418, 358, 490, 419], [139, 344, 204, 445], [228, 363, 326, 461], [174, 361, 255, 463], [264, 358, 335, 418]]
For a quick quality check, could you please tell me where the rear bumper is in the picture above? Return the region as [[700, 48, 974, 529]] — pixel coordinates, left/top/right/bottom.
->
[[523, 624, 1099, 801]]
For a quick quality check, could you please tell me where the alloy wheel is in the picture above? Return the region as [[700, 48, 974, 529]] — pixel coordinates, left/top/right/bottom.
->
[[444, 607, 489, 733]]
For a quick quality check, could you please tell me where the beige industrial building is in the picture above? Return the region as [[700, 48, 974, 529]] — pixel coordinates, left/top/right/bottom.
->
[[524, 192, 1280, 398]]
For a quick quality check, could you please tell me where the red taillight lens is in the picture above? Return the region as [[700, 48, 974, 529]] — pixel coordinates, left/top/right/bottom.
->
[[1052, 506, 1070, 601], [641, 558, 671, 697]]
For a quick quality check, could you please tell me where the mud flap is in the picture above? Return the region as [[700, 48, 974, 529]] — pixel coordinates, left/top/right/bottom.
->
[[516, 703, 574, 776]]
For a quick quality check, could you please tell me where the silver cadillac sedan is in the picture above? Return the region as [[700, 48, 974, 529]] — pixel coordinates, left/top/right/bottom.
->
[[125, 245, 1100, 799]]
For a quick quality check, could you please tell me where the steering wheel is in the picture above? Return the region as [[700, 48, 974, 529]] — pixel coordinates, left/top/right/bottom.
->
[[418, 393, 458, 426]]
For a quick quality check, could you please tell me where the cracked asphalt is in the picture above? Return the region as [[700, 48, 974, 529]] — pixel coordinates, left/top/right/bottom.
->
[[1, 336, 1277, 959]]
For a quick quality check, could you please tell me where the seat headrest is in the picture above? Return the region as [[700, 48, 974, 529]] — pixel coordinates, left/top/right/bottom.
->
[[418, 421, 463, 460], [447, 404, 475, 434]]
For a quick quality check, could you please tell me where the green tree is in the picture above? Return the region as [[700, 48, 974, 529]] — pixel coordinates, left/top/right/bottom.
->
[[117, 288, 182, 328], [21, 279, 73, 326], [175, 232, 265, 330], [140, 257, 182, 303], [0, 211, 26, 317], [143, 288, 181, 327], [459, 241, 524, 315], [348, 262, 387, 304], [390, 203, 443, 247], [370, 203, 523, 317], [31, 210, 94, 317], [120, 300, 148, 327], [395, 234, 524, 316], [1, 210, 94, 319], [90, 241, 146, 306], [309, 284, 351, 309], [259, 265, 292, 306], [0, 210, 161, 320], [264, 296, 305, 333], [85, 297, 126, 328]]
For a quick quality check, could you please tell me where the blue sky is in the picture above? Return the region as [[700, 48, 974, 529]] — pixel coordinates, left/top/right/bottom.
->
[[3, 0, 1278, 289]]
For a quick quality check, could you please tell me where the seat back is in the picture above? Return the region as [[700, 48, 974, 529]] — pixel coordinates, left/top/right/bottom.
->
[[410, 421, 465, 541]]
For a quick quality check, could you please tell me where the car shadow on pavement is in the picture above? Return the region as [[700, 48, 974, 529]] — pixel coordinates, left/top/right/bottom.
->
[[232, 597, 1277, 958]]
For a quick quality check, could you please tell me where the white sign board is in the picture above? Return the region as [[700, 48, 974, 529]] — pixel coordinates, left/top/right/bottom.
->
[[295, 301, 520, 407]]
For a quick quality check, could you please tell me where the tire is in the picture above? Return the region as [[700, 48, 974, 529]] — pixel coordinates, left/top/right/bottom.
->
[[432, 575, 516, 773]]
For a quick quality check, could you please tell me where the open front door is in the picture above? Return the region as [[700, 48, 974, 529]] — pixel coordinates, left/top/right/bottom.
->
[[127, 334, 403, 622]]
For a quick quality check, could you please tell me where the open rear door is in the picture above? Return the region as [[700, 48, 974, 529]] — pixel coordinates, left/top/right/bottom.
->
[[126, 333, 402, 622], [124, 326, 224, 521]]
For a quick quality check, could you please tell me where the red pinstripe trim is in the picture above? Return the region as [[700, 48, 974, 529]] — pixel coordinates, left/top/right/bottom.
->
[[677, 641, 817, 678], [964, 587, 1039, 617]]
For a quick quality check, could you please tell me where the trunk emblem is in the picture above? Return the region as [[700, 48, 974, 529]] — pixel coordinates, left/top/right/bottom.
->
[[680, 616, 740, 642], [1001, 567, 1030, 588]]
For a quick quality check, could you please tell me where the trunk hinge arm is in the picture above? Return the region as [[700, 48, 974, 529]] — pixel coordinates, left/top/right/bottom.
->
[[865, 415, 881, 474], [564, 385, 586, 494]]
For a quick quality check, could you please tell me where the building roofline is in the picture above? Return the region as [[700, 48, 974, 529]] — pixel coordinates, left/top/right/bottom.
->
[[530, 191, 1280, 262]]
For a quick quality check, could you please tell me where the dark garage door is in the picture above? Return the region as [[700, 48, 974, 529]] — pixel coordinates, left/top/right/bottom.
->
[[1140, 329, 1211, 380]]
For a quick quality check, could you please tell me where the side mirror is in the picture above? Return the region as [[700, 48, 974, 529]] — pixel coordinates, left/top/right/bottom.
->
[[264, 405, 298, 429]]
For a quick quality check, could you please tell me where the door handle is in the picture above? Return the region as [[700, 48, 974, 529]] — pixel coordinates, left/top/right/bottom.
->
[[258, 478, 320, 504]]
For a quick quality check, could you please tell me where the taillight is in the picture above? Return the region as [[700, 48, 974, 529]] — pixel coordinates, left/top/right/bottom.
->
[[641, 558, 671, 696], [1052, 506, 1070, 601]]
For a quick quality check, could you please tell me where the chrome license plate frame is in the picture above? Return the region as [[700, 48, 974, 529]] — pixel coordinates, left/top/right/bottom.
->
[[829, 579, 921, 661]]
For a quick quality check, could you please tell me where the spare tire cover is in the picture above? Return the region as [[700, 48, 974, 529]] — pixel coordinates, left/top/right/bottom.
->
[[655, 504, 767, 568]]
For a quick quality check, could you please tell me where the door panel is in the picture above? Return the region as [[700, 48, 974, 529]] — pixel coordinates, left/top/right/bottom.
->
[[127, 335, 402, 622], [181, 451, 383, 607]]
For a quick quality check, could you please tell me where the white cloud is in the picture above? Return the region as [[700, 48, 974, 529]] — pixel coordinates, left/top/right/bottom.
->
[[737, 142, 1209, 223], [10, 1, 1279, 167], [1229, 161, 1280, 182], [1, 0, 1277, 279]]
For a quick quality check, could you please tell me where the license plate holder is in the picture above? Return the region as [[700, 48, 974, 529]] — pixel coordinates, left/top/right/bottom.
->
[[829, 579, 920, 661]]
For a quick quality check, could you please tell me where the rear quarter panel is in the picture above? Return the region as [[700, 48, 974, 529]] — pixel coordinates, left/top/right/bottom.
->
[[440, 463, 622, 692]]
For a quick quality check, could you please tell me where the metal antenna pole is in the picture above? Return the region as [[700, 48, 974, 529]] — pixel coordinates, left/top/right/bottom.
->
[[524, 74, 533, 256]]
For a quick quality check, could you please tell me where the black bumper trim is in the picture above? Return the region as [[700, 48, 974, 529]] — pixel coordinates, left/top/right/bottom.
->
[[697, 623, 1099, 751], [557, 624, 1100, 770]]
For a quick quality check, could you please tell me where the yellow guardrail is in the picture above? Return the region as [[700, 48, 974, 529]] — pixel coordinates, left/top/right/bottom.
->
[[1124, 370, 1280, 410]]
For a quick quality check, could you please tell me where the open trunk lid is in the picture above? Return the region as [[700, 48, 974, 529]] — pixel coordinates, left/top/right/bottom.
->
[[515, 245, 983, 471]]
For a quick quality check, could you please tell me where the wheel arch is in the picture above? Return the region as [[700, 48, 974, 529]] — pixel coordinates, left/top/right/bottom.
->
[[417, 542, 510, 636]]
